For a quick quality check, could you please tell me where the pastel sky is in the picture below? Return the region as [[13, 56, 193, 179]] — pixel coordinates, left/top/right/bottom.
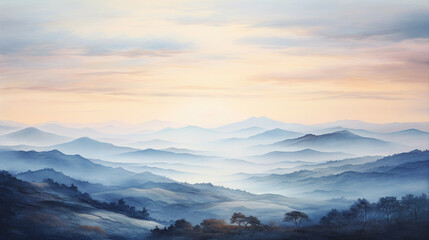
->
[[1, 0, 428, 127]]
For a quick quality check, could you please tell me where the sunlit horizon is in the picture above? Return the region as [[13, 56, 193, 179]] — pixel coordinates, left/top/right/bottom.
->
[[1, 0, 428, 126]]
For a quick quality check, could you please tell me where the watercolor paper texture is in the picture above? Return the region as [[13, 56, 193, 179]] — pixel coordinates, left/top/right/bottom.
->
[[0, 1, 428, 239]]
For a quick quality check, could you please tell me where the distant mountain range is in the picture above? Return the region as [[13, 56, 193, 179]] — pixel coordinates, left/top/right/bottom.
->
[[229, 126, 267, 137], [220, 128, 304, 146], [146, 126, 223, 143], [244, 150, 429, 199], [117, 148, 211, 163], [215, 117, 429, 132], [313, 127, 429, 149], [0, 120, 27, 135], [37, 122, 104, 138], [215, 116, 305, 132], [48, 137, 138, 159], [130, 139, 175, 149], [264, 130, 405, 155], [251, 149, 353, 162], [0, 152, 326, 224], [0, 149, 173, 185], [1, 116, 428, 232], [0, 127, 71, 146], [309, 120, 429, 133]]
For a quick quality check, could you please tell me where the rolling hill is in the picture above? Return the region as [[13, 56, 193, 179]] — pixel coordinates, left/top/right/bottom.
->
[[268, 130, 403, 154], [116, 148, 211, 163], [251, 149, 353, 162], [244, 150, 429, 199], [0, 149, 173, 186], [0, 171, 163, 239], [48, 137, 138, 159], [0, 127, 71, 146]]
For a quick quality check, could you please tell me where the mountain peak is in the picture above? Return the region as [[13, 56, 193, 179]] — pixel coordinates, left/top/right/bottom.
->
[[298, 148, 319, 153], [17, 127, 42, 133], [74, 136, 97, 142], [301, 133, 317, 138], [1, 127, 70, 146], [396, 128, 427, 134], [334, 130, 354, 135]]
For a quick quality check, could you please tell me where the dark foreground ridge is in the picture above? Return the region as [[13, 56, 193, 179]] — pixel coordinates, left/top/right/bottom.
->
[[0, 170, 157, 240], [148, 195, 429, 240], [1, 169, 428, 240]]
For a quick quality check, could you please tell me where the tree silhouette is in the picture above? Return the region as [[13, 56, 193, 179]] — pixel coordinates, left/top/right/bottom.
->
[[246, 216, 262, 239], [401, 193, 429, 222], [283, 211, 310, 228], [341, 209, 356, 225], [173, 219, 193, 235], [320, 209, 344, 229], [402, 194, 419, 222], [200, 219, 227, 233], [377, 197, 400, 222], [350, 198, 371, 225], [230, 212, 247, 228]]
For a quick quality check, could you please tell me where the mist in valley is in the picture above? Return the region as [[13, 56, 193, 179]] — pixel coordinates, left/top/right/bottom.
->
[[1, 117, 428, 239]]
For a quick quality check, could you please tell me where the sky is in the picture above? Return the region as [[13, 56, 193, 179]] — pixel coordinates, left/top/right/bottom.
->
[[0, 0, 428, 127]]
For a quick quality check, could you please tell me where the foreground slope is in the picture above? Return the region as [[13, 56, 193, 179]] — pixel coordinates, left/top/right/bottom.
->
[[0, 171, 162, 240]]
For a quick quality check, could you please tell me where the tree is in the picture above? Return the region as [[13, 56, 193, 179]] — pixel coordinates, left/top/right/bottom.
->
[[283, 211, 310, 228], [173, 219, 193, 235], [200, 219, 227, 233], [350, 198, 371, 224], [117, 198, 127, 211], [139, 207, 149, 219], [320, 209, 345, 230], [401, 194, 419, 222], [246, 216, 261, 228], [377, 196, 400, 222], [70, 184, 78, 192], [416, 194, 429, 221], [246, 216, 262, 239], [341, 209, 356, 225], [230, 212, 247, 227], [401, 193, 429, 222]]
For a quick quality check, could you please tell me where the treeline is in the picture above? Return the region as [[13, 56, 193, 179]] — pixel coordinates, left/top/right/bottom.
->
[[148, 194, 429, 240], [149, 213, 268, 240], [43, 178, 150, 220], [320, 194, 429, 230]]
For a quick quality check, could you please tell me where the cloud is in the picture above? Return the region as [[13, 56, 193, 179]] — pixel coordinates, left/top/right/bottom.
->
[[1, 0, 428, 124], [251, 59, 428, 85], [0, 84, 256, 99], [0, 6, 192, 57], [310, 91, 407, 101], [242, 1, 429, 47], [83, 39, 191, 57], [0, 27, 192, 57], [320, 10, 429, 41], [238, 37, 309, 49]]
